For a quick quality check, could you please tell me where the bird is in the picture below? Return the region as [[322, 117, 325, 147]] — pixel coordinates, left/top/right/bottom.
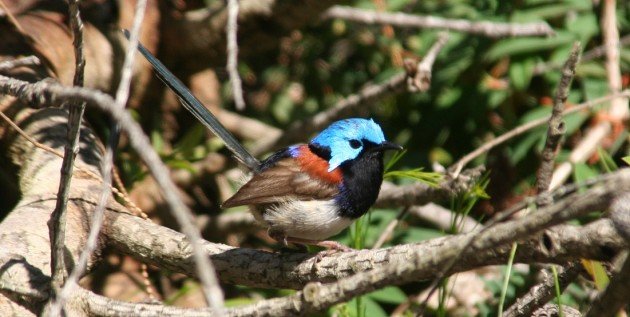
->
[[131, 33, 402, 251], [222, 118, 402, 250]]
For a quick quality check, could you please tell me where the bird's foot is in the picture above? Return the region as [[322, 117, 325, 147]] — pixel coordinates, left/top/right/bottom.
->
[[283, 237, 353, 263], [312, 241, 354, 263], [314, 240, 353, 252]]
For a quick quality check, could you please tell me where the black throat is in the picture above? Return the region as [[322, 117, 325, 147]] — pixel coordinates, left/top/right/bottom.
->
[[335, 149, 385, 219]]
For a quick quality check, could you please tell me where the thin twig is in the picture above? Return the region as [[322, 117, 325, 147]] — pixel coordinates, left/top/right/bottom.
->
[[48, 0, 87, 307], [322, 6, 554, 38], [504, 263, 582, 317], [407, 32, 449, 92], [601, 0, 625, 121], [450, 90, 630, 177], [511, 42, 581, 317], [226, 0, 245, 111], [0, 55, 40, 71], [536, 42, 581, 195]]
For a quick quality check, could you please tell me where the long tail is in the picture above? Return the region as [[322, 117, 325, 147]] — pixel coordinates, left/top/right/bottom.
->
[[124, 30, 261, 172]]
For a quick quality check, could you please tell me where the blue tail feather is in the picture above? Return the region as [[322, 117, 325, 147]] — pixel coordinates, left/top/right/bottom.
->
[[123, 29, 261, 172]]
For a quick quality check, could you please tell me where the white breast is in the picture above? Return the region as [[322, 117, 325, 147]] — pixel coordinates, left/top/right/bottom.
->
[[260, 200, 353, 241]]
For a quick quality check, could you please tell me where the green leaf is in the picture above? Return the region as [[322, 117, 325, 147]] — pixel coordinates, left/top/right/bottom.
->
[[384, 149, 407, 173], [367, 286, 407, 304], [597, 147, 618, 172], [581, 259, 610, 290], [346, 296, 388, 317], [509, 57, 536, 90], [399, 227, 444, 243], [167, 159, 197, 173], [583, 78, 610, 100], [151, 129, 165, 154], [384, 168, 443, 187], [485, 32, 574, 61], [436, 87, 463, 109], [224, 297, 256, 307], [566, 12, 598, 44], [173, 124, 205, 157], [573, 163, 598, 185], [512, 1, 591, 22], [622, 156, 630, 166]]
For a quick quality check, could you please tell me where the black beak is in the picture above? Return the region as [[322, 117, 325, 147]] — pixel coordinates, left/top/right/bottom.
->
[[376, 141, 404, 152]]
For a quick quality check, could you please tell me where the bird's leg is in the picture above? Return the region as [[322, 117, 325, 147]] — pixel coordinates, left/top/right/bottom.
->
[[268, 229, 307, 252], [268, 228, 288, 247]]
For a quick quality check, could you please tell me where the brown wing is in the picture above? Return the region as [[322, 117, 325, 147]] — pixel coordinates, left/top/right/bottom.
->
[[222, 158, 339, 207]]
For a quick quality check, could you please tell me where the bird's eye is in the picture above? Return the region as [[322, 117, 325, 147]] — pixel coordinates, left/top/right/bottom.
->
[[349, 139, 361, 149]]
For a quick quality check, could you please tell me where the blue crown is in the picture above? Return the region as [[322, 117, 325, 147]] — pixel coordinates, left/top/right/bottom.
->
[[311, 118, 387, 171]]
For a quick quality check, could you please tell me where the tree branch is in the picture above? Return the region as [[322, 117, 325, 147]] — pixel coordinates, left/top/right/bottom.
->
[[406, 32, 449, 92], [48, 0, 87, 297], [322, 6, 554, 38], [504, 263, 583, 317], [226, 0, 245, 111], [536, 42, 580, 195], [106, 207, 627, 291], [0, 55, 40, 72]]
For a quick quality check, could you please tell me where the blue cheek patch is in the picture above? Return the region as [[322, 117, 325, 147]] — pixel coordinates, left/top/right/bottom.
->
[[327, 141, 360, 171]]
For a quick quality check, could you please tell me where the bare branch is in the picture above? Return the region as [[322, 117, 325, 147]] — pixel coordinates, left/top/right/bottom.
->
[[585, 192, 630, 316], [504, 263, 582, 317], [322, 6, 554, 38], [407, 32, 449, 92], [536, 42, 581, 195], [226, 0, 246, 111], [0, 55, 40, 72], [48, 0, 87, 299], [5, 218, 623, 316], [450, 90, 630, 177], [106, 195, 627, 291]]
